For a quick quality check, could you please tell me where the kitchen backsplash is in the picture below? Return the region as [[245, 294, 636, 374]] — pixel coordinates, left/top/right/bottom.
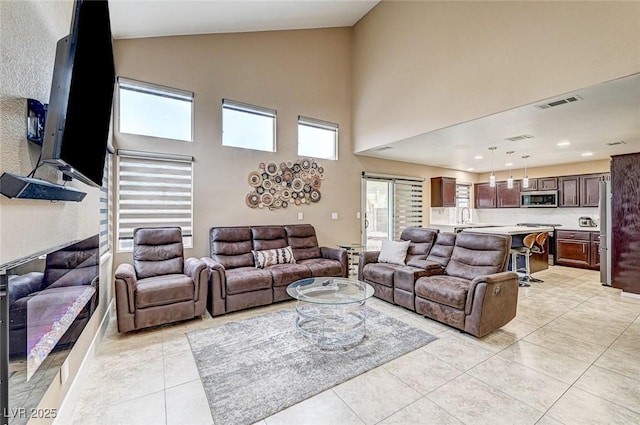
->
[[430, 207, 600, 228]]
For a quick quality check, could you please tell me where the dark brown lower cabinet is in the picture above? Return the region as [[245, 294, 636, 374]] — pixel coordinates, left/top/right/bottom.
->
[[556, 230, 599, 270]]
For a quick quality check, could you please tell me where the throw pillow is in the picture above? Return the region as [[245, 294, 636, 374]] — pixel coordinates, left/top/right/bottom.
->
[[252, 246, 296, 268], [378, 240, 411, 265]]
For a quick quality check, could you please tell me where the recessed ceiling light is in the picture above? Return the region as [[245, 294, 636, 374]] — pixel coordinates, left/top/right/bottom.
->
[[557, 141, 571, 147], [582, 152, 594, 157], [474, 155, 483, 160], [466, 168, 474, 171], [505, 162, 513, 167]]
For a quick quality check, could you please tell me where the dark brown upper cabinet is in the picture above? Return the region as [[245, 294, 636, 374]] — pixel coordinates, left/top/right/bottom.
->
[[559, 176, 580, 207], [431, 177, 456, 207], [580, 173, 606, 207], [496, 181, 522, 208], [538, 177, 558, 190], [474, 182, 496, 208]]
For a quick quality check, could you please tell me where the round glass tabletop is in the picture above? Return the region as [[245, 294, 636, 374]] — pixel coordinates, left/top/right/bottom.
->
[[286, 277, 374, 305]]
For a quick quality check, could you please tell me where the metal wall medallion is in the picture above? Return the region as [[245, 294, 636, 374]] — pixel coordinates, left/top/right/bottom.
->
[[245, 158, 325, 210]]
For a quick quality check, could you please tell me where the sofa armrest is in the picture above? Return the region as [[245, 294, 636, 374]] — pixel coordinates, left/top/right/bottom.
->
[[463, 271, 519, 337], [320, 247, 349, 278], [115, 263, 137, 314], [201, 257, 227, 315], [357, 251, 380, 281], [406, 259, 445, 273], [185, 257, 208, 303], [7, 272, 44, 307]]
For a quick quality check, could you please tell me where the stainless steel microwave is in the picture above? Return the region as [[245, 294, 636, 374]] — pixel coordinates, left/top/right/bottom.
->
[[520, 190, 558, 207]]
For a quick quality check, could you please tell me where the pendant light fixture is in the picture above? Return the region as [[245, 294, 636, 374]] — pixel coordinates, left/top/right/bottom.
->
[[488, 146, 497, 187], [522, 155, 530, 188], [506, 151, 514, 189]]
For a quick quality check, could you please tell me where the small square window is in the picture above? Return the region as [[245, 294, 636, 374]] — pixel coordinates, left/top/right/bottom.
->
[[298, 116, 338, 160], [222, 99, 276, 152], [118, 78, 193, 142]]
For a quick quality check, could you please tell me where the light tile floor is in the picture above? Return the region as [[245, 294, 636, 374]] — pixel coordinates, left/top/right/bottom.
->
[[69, 266, 640, 425]]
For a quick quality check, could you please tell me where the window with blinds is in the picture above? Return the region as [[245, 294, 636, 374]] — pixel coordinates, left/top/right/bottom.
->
[[222, 99, 276, 152], [456, 183, 471, 208], [99, 154, 112, 256], [297, 116, 338, 160], [116, 150, 194, 251], [117, 77, 194, 142], [393, 179, 423, 239]]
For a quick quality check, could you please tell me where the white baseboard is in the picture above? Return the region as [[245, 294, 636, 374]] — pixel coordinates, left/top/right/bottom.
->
[[621, 291, 640, 300], [53, 298, 114, 425]]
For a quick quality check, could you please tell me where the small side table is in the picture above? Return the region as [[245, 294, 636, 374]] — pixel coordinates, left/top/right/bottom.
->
[[337, 243, 363, 277]]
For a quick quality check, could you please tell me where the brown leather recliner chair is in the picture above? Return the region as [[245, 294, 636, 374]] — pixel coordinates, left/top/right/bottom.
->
[[114, 227, 208, 333]]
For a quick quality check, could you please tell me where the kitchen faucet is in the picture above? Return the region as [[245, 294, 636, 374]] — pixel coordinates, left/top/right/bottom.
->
[[460, 207, 471, 224]]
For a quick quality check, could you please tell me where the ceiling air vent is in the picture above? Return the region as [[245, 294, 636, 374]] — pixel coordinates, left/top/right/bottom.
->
[[535, 95, 582, 110], [374, 146, 394, 151], [505, 134, 534, 142], [606, 140, 626, 146]]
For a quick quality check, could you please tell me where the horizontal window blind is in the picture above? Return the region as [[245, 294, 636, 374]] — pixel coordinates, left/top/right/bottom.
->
[[456, 183, 471, 208], [393, 180, 423, 239], [99, 154, 111, 256], [117, 150, 193, 251]]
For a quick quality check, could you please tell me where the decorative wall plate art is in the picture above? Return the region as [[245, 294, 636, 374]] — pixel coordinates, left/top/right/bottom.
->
[[246, 158, 325, 210]]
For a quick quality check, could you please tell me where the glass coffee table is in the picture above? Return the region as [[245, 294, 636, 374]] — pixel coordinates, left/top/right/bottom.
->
[[286, 277, 375, 349]]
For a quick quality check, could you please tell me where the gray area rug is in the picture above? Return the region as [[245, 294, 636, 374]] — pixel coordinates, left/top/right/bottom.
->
[[187, 307, 437, 425]]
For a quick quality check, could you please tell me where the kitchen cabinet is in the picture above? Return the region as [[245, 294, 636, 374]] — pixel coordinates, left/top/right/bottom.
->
[[580, 173, 606, 207], [521, 178, 538, 191], [474, 182, 496, 208], [559, 176, 580, 207], [496, 181, 521, 208], [538, 177, 558, 190], [556, 230, 599, 269], [431, 177, 456, 207]]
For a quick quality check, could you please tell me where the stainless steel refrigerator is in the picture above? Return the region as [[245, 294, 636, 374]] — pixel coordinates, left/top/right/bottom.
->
[[599, 179, 612, 286]]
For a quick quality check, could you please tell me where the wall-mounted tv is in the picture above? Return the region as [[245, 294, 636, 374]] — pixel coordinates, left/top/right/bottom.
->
[[41, 0, 115, 188]]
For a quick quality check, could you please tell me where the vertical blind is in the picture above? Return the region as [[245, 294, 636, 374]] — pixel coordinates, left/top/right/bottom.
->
[[393, 179, 424, 239], [117, 150, 194, 251]]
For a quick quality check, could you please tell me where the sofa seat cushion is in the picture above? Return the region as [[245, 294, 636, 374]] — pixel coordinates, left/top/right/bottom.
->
[[362, 263, 397, 287], [267, 263, 312, 286], [414, 275, 471, 310], [225, 267, 273, 295], [136, 274, 194, 309], [297, 258, 343, 277]]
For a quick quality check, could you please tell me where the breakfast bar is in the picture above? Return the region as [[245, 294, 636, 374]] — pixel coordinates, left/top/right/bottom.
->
[[462, 226, 553, 275]]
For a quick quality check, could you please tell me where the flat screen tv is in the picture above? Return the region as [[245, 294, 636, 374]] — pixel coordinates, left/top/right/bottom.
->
[[41, 0, 115, 188]]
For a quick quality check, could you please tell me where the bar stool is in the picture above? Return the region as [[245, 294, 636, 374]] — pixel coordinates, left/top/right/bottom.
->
[[510, 233, 538, 287]]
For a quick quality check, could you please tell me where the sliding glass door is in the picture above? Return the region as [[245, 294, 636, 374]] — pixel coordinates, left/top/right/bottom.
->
[[361, 174, 423, 250]]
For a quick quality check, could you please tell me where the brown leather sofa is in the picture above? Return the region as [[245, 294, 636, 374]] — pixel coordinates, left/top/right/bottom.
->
[[359, 228, 518, 337], [202, 224, 348, 316], [114, 227, 208, 333]]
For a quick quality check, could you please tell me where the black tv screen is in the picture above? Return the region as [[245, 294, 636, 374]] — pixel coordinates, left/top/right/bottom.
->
[[41, 0, 115, 188]]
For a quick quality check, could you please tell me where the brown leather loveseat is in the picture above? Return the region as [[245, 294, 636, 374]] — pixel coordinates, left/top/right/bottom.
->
[[359, 228, 518, 337], [202, 224, 348, 316]]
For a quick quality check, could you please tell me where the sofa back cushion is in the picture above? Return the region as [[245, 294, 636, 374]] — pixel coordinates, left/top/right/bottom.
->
[[445, 233, 511, 281], [134, 227, 184, 279], [252, 226, 288, 251], [284, 224, 321, 260], [426, 232, 457, 267], [210, 227, 254, 269], [400, 227, 439, 263]]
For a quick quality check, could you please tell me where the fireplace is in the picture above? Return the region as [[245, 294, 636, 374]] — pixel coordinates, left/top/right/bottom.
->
[[1, 234, 99, 425]]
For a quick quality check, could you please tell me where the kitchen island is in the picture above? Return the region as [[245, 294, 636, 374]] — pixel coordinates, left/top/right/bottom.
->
[[462, 226, 552, 274]]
